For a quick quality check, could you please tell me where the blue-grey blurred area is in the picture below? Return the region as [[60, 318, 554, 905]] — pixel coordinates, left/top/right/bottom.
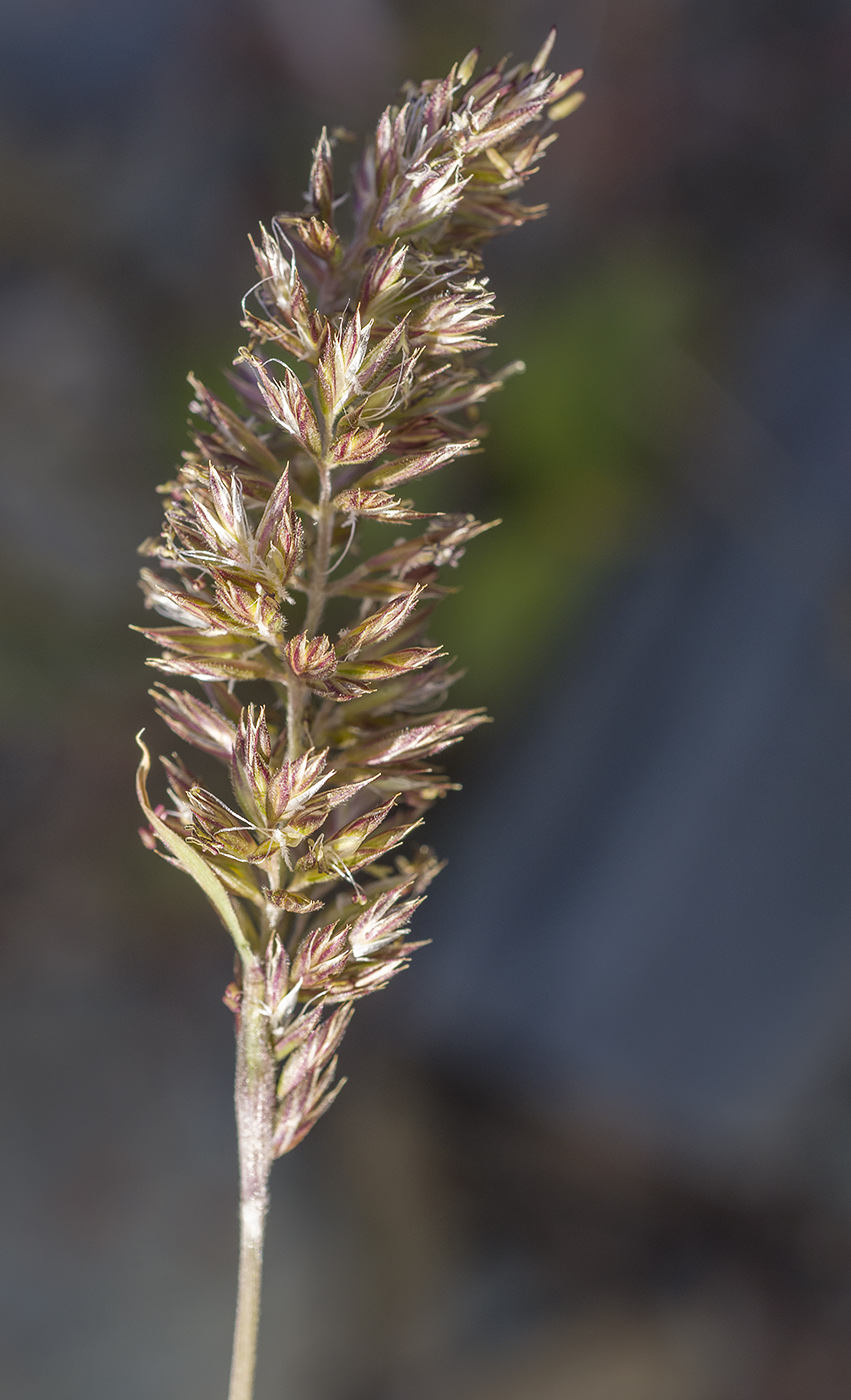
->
[[5, 0, 851, 1396], [401, 280, 851, 1185]]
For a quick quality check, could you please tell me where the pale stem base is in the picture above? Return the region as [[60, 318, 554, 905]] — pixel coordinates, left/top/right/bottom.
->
[[228, 961, 276, 1400]]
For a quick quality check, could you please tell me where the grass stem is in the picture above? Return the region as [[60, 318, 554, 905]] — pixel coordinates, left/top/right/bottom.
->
[[229, 960, 276, 1400]]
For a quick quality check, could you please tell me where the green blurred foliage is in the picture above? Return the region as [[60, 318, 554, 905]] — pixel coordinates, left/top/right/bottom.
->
[[433, 247, 706, 713]]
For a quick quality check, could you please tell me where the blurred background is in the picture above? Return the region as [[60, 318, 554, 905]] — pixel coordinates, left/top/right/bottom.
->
[[4, 0, 851, 1395]]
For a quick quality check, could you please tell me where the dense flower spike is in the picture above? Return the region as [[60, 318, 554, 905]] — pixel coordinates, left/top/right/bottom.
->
[[136, 37, 581, 1400], [138, 36, 581, 1152]]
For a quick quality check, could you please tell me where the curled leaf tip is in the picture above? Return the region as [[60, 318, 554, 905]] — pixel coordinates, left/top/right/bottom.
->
[[136, 732, 256, 966]]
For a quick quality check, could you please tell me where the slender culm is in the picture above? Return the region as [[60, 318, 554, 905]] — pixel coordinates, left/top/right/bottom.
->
[[135, 33, 583, 1400]]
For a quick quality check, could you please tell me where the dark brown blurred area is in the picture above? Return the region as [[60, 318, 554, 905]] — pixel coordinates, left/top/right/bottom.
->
[[5, 1, 851, 1397]]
